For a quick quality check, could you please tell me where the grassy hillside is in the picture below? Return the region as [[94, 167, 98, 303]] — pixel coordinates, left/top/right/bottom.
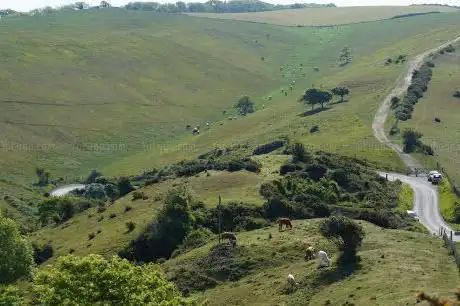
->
[[164, 219, 460, 305], [187, 5, 459, 26], [1, 10, 460, 189]]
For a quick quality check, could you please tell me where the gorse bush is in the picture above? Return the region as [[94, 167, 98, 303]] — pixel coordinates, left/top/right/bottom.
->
[[32, 243, 54, 265], [252, 140, 286, 155], [395, 62, 433, 121], [320, 216, 365, 263]]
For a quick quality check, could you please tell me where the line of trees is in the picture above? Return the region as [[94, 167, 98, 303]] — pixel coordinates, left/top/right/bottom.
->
[[124, 1, 336, 13], [394, 62, 433, 121]]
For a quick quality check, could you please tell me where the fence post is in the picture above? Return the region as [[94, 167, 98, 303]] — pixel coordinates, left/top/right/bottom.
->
[[451, 231, 453, 241]]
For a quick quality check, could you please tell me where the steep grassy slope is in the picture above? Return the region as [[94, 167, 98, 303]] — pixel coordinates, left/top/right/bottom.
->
[[188, 5, 459, 26], [2, 10, 460, 190], [164, 219, 460, 305]]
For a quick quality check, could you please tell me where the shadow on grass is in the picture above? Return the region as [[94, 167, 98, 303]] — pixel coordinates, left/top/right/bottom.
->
[[311, 258, 362, 287], [329, 99, 348, 105], [298, 107, 330, 117]]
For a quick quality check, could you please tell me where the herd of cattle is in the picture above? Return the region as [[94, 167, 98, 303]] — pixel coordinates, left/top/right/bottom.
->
[[219, 218, 331, 291]]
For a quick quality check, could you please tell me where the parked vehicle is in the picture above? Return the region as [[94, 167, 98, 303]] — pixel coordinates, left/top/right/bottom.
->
[[431, 173, 442, 185], [427, 170, 442, 182]]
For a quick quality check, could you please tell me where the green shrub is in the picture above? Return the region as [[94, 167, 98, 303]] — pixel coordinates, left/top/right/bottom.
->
[[83, 183, 107, 200], [88, 233, 95, 240], [320, 216, 365, 263], [124, 205, 133, 213], [32, 243, 54, 265], [235, 95, 255, 116], [109, 213, 117, 219], [85, 169, 103, 184], [126, 221, 136, 233], [252, 140, 286, 155], [132, 191, 148, 201], [118, 177, 135, 196]]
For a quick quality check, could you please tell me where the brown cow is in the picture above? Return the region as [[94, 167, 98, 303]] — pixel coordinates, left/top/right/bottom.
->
[[279, 218, 293, 231]]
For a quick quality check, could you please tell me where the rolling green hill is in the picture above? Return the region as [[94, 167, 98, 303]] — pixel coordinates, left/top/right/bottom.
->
[[187, 5, 459, 26], [164, 219, 460, 305], [1, 9, 460, 190]]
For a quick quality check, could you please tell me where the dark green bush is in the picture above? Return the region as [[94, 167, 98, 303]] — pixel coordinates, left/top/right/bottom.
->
[[85, 169, 103, 184], [118, 177, 135, 196], [32, 243, 54, 265], [252, 140, 286, 155], [126, 221, 136, 233]]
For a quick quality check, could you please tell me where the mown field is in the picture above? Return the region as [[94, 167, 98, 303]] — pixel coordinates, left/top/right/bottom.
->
[[165, 219, 460, 305], [187, 5, 459, 26]]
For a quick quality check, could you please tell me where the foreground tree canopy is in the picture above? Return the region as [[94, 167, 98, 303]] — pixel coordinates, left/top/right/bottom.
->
[[0, 217, 34, 284], [32, 254, 192, 305]]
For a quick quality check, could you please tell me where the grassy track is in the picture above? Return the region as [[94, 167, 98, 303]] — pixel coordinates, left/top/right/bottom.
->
[[165, 219, 460, 305], [187, 5, 459, 26]]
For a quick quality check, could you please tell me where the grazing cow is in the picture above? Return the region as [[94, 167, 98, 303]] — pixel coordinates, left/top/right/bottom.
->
[[221, 232, 237, 247], [279, 218, 293, 231], [304, 246, 315, 261], [192, 128, 199, 135], [287, 274, 298, 287], [318, 250, 331, 267]]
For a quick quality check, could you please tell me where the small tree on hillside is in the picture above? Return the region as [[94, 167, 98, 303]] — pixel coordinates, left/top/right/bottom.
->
[[301, 88, 332, 110], [402, 129, 423, 153], [35, 167, 50, 186], [235, 96, 255, 116], [85, 169, 103, 184], [331, 86, 350, 102], [291, 142, 312, 163], [117, 177, 135, 196], [453, 90, 460, 98], [319, 216, 365, 263]]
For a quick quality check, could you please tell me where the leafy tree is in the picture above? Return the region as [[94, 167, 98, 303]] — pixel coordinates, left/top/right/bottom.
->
[[121, 188, 195, 261], [0, 217, 34, 284], [85, 169, 103, 184], [176, 1, 187, 11], [83, 183, 107, 200], [331, 86, 350, 102], [291, 142, 312, 163], [235, 95, 255, 116], [100, 0, 111, 7], [319, 216, 364, 263], [118, 177, 135, 196], [402, 129, 423, 153], [38, 197, 76, 225], [35, 167, 50, 186], [0, 285, 23, 305], [301, 88, 332, 110], [32, 254, 192, 305]]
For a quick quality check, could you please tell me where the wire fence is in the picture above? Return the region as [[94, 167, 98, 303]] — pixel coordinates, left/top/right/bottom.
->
[[440, 226, 460, 270]]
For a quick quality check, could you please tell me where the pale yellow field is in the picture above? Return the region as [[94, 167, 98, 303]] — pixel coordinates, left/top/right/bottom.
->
[[187, 5, 459, 26]]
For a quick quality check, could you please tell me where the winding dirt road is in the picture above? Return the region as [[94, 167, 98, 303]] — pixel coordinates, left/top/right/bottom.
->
[[373, 36, 460, 240]]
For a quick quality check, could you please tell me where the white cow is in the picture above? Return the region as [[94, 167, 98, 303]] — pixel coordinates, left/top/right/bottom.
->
[[318, 250, 331, 267], [287, 274, 298, 289]]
